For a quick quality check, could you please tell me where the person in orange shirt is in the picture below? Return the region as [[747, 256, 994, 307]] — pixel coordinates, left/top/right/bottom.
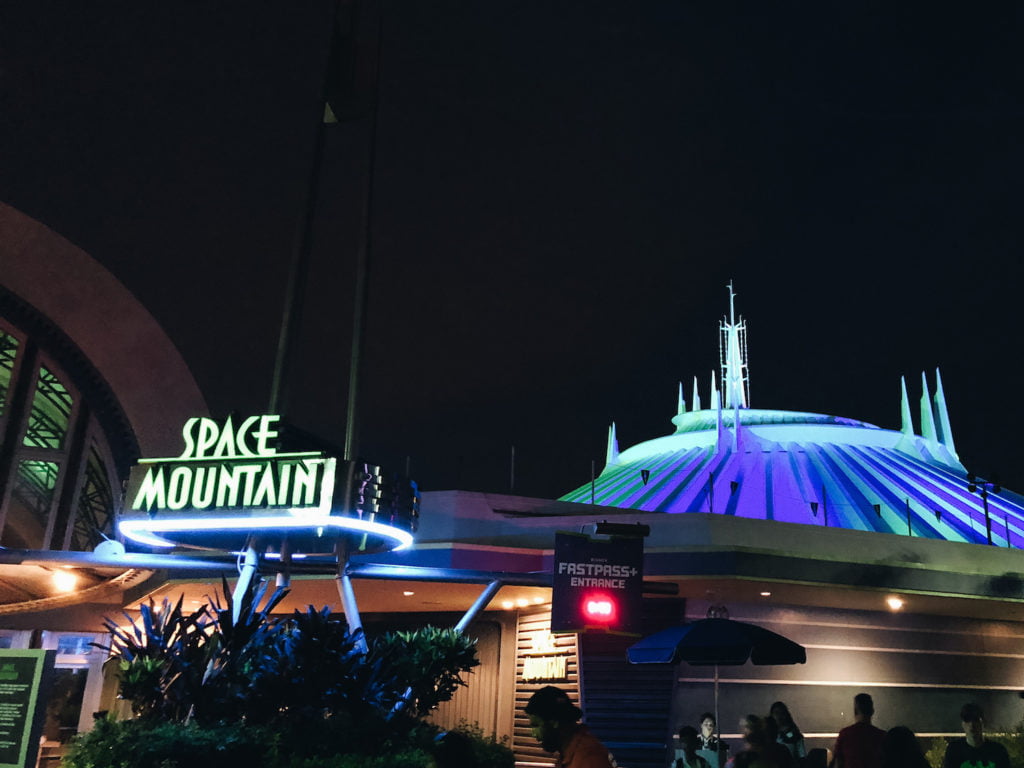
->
[[525, 686, 619, 768]]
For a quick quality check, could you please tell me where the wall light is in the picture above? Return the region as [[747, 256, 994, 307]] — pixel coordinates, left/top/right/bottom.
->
[[402, 591, 415, 596], [886, 596, 904, 611]]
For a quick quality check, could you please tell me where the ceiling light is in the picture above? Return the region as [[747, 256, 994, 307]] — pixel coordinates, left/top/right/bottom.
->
[[886, 596, 904, 611], [532, 596, 545, 604], [516, 598, 529, 607], [52, 570, 77, 593], [760, 591, 771, 597], [501, 600, 514, 610], [402, 591, 415, 596]]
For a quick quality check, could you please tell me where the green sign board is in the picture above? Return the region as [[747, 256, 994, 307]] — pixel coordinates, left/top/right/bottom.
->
[[0, 650, 54, 768]]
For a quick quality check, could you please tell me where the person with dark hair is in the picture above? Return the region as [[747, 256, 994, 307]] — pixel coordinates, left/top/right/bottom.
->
[[726, 715, 788, 768], [880, 726, 929, 768], [524, 685, 618, 768], [829, 693, 884, 768], [699, 712, 728, 754], [941, 703, 1009, 768], [769, 702, 805, 762], [673, 725, 712, 768]]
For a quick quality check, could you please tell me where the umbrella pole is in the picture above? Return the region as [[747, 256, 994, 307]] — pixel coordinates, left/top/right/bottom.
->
[[714, 664, 720, 751]]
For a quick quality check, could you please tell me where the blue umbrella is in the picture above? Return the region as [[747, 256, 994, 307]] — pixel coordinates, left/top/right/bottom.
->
[[628, 617, 806, 758], [627, 617, 806, 666]]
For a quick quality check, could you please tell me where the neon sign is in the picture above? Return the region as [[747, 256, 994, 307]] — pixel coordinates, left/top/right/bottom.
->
[[130, 416, 335, 515], [119, 415, 418, 554]]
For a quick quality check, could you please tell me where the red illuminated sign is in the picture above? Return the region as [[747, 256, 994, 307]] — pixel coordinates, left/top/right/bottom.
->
[[551, 532, 643, 634]]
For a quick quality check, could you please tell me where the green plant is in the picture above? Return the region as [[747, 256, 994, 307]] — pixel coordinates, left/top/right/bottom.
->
[[63, 716, 273, 768], [372, 626, 479, 716], [446, 721, 515, 768], [88, 580, 485, 767], [98, 596, 211, 722]]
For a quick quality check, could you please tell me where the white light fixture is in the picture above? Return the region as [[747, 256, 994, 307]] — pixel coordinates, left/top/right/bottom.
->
[[501, 600, 514, 610], [402, 591, 415, 597], [886, 596, 904, 611], [52, 570, 77, 593], [760, 591, 772, 597]]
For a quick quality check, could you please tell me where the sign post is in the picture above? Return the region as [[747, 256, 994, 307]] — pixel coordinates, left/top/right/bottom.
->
[[551, 532, 644, 634]]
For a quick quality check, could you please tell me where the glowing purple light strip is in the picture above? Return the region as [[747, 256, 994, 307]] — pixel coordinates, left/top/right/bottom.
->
[[119, 514, 414, 551]]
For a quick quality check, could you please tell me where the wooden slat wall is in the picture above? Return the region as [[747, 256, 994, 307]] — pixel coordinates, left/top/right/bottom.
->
[[512, 608, 580, 766], [430, 620, 501, 735]]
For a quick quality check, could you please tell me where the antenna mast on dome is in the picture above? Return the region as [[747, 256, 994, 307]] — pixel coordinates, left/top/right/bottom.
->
[[720, 281, 750, 409]]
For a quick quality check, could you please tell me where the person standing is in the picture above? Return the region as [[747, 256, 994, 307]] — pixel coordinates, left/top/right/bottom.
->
[[941, 703, 1010, 768], [769, 701, 806, 762], [525, 685, 618, 768], [880, 726, 929, 768], [829, 693, 885, 768], [673, 725, 712, 768]]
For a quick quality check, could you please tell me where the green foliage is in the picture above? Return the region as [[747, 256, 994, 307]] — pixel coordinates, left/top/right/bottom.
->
[[62, 716, 272, 768], [81, 578, 486, 768], [372, 626, 479, 716], [445, 721, 515, 768], [98, 595, 211, 722]]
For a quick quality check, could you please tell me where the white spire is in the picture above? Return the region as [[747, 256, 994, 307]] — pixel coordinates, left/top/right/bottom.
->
[[919, 371, 937, 441], [605, 422, 619, 466], [677, 381, 686, 415], [720, 281, 749, 409], [710, 370, 720, 410], [900, 376, 913, 435], [692, 376, 702, 411], [933, 368, 957, 455]]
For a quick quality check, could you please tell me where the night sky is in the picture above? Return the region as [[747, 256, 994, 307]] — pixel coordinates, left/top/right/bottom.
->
[[2, 3, 1024, 499]]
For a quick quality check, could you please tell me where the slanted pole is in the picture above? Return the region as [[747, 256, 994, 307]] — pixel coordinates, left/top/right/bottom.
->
[[233, 541, 262, 625], [455, 579, 503, 633], [336, 544, 367, 653]]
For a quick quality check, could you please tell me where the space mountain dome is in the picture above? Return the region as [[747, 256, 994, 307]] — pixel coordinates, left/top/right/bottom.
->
[[561, 286, 1024, 547]]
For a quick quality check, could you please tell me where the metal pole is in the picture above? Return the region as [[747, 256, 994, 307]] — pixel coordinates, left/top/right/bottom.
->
[[275, 539, 292, 589], [455, 579, 503, 633], [336, 547, 367, 653], [268, 0, 344, 415], [343, 10, 385, 463], [590, 460, 596, 504], [906, 498, 912, 536], [983, 488, 992, 545], [232, 542, 261, 625]]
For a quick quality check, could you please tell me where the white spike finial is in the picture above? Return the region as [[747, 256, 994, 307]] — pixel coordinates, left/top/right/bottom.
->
[[900, 376, 913, 435], [605, 422, 619, 466], [933, 368, 957, 455], [720, 281, 749, 409], [919, 372, 937, 441], [710, 371, 720, 410], [692, 375, 702, 412], [677, 382, 685, 415]]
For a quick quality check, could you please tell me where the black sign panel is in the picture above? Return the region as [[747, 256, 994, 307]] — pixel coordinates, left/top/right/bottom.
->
[[551, 532, 644, 634], [0, 650, 53, 768]]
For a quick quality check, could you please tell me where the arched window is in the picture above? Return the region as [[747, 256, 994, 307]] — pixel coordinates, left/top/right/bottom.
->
[[0, 322, 124, 552]]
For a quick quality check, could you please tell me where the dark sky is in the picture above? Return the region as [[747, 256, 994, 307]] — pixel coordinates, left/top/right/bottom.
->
[[2, 2, 1024, 499]]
